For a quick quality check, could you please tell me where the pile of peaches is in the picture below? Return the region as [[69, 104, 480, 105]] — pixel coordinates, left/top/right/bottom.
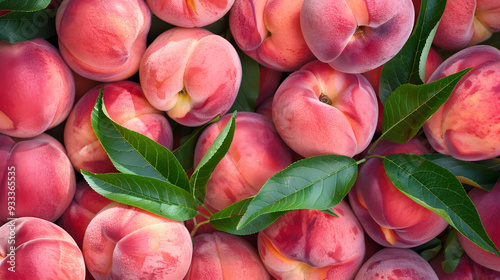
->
[[1, 0, 500, 279]]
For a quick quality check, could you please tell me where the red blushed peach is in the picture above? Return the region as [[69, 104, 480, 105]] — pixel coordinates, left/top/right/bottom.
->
[[354, 248, 438, 280], [146, 0, 235, 28], [0, 217, 85, 280], [55, 0, 151, 82], [185, 231, 271, 280], [348, 137, 449, 248], [0, 38, 74, 138], [300, 0, 415, 73], [193, 112, 292, 211], [430, 251, 500, 279], [457, 182, 500, 272], [57, 180, 113, 248], [423, 45, 500, 161], [64, 81, 173, 174], [83, 203, 193, 280], [433, 0, 500, 50], [255, 67, 283, 108], [140, 27, 242, 127], [272, 60, 378, 158], [0, 134, 76, 223], [229, 0, 316, 72], [258, 201, 365, 280]]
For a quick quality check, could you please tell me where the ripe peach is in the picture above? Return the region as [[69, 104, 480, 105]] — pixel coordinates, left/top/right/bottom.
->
[[348, 137, 449, 248], [0, 38, 74, 138], [430, 251, 500, 279], [258, 201, 365, 280], [194, 112, 292, 210], [0, 134, 76, 223], [56, 0, 151, 82], [423, 45, 500, 161], [140, 27, 242, 127], [300, 0, 415, 73], [64, 81, 173, 174], [83, 203, 193, 280], [272, 60, 378, 158]]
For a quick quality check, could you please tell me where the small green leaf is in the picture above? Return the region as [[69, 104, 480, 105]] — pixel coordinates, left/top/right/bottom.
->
[[379, 0, 447, 104], [442, 229, 465, 273], [411, 238, 442, 261], [0, 0, 50, 12], [237, 155, 358, 229], [476, 158, 500, 173], [383, 153, 500, 258], [228, 49, 260, 113], [81, 171, 198, 221], [380, 68, 471, 143], [0, 9, 57, 43], [421, 154, 500, 191], [189, 111, 236, 204], [91, 87, 189, 189]]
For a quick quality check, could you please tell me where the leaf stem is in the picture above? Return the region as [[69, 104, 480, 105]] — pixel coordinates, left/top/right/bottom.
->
[[190, 220, 211, 238]]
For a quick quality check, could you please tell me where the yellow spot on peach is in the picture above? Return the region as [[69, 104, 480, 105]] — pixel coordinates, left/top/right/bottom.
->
[[380, 226, 396, 246], [187, 0, 198, 15], [0, 111, 14, 131], [168, 90, 193, 119], [148, 235, 160, 252]]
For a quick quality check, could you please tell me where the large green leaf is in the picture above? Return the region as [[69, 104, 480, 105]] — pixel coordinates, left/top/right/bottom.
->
[[228, 49, 260, 113], [0, 9, 56, 43], [91, 88, 189, 189], [383, 153, 500, 257], [379, 0, 447, 104], [81, 171, 198, 221], [0, 0, 50, 11], [421, 154, 500, 191], [237, 155, 358, 229], [380, 68, 471, 143], [189, 112, 236, 204]]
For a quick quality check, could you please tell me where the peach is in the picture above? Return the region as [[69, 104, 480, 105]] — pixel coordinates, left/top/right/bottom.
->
[[57, 180, 113, 248], [185, 231, 271, 280], [83, 203, 193, 280], [255, 67, 283, 108], [354, 248, 439, 279], [0, 38, 74, 138], [430, 251, 500, 279], [229, 0, 316, 72], [433, 0, 500, 50], [140, 27, 242, 127], [55, 0, 151, 82], [423, 45, 500, 161], [300, 0, 415, 73], [0, 134, 76, 223], [348, 137, 449, 248], [272, 60, 378, 158], [258, 201, 365, 280], [457, 181, 500, 272], [146, 0, 235, 28], [64, 81, 174, 174], [0, 217, 85, 279]]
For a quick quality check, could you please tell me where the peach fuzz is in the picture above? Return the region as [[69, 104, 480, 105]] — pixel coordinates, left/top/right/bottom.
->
[[229, 0, 316, 72], [433, 0, 500, 50], [83, 203, 193, 280], [300, 0, 415, 73], [55, 0, 151, 82], [457, 182, 500, 272], [354, 248, 438, 279], [430, 251, 500, 279], [258, 201, 365, 280], [146, 0, 235, 28], [194, 112, 292, 210], [185, 231, 271, 280], [272, 60, 378, 158], [0, 217, 85, 280], [57, 180, 113, 248], [140, 27, 242, 127], [0, 38, 74, 138], [423, 45, 500, 161], [348, 137, 448, 248], [64, 81, 173, 174], [0, 134, 76, 223]]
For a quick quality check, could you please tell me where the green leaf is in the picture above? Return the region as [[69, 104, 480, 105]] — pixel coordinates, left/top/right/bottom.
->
[[383, 153, 500, 258], [228, 49, 260, 113], [189, 111, 236, 204], [379, 0, 447, 104], [0, 9, 57, 43], [0, 0, 50, 12], [91, 87, 189, 189], [237, 155, 358, 229], [476, 158, 500, 173], [421, 154, 500, 191], [380, 68, 471, 143], [81, 171, 198, 221], [442, 229, 465, 273], [411, 238, 442, 261]]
